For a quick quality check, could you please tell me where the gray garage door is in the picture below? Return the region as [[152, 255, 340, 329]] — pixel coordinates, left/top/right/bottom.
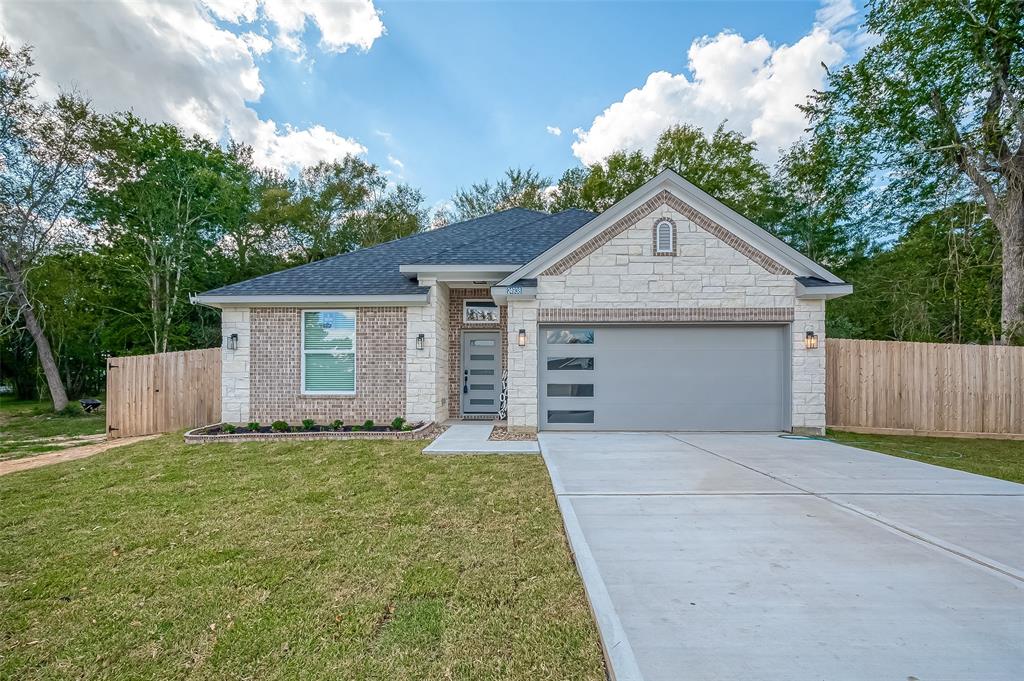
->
[[539, 325, 788, 431]]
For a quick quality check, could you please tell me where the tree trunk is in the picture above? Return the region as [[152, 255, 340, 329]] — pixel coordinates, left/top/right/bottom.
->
[[999, 206, 1024, 343], [0, 251, 70, 410]]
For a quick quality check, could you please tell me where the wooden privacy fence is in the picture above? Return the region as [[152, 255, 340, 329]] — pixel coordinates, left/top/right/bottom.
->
[[106, 348, 221, 438], [826, 338, 1024, 438]]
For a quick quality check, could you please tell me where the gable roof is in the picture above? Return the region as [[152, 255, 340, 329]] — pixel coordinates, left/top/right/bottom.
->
[[194, 207, 596, 301], [499, 169, 846, 286]]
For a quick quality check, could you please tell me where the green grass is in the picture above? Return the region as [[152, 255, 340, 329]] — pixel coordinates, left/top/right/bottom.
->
[[0, 397, 106, 461], [0, 435, 604, 680], [828, 429, 1024, 483]]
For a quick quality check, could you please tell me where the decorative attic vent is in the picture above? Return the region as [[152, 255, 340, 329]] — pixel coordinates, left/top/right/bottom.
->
[[654, 219, 675, 255]]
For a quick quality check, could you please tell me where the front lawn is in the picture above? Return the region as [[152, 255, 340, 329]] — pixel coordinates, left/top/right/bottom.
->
[[0, 436, 603, 680], [0, 397, 106, 460], [828, 429, 1024, 484]]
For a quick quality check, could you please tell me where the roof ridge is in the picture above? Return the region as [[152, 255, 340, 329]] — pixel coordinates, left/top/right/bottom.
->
[[408, 209, 577, 265], [404, 208, 553, 264]]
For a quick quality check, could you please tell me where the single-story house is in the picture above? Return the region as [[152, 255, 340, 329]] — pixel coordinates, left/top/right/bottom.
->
[[193, 169, 851, 434]]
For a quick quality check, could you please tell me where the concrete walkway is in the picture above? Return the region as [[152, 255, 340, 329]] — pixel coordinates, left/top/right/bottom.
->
[[0, 435, 160, 476], [541, 432, 1024, 681], [422, 423, 539, 454]]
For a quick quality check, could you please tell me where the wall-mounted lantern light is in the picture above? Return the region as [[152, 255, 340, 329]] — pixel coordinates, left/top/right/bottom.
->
[[804, 330, 819, 350], [517, 329, 527, 347], [226, 333, 238, 350], [416, 333, 425, 351]]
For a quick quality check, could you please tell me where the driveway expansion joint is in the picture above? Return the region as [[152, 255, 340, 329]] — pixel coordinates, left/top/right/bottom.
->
[[667, 433, 1024, 584]]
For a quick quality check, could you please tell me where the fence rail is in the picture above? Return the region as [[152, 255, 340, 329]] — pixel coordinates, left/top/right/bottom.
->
[[105, 348, 221, 438], [826, 338, 1024, 438]]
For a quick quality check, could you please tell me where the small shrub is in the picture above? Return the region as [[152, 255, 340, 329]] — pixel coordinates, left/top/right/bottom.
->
[[301, 418, 315, 430], [351, 425, 362, 431], [222, 423, 237, 433], [247, 421, 260, 431], [271, 420, 289, 432], [57, 403, 85, 417], [331, 419, 344, 430], [390, 417, 406, 431], [363, 419, 375, 431]]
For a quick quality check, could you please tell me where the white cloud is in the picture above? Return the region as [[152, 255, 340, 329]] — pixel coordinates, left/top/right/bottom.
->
[[546, 125, 562, 137], [0, 0, 381, 173], [387, 154, 405, 170], [259, 0, 384, 55], [571, 0, 856, 166], [241, 31, 273, 56]]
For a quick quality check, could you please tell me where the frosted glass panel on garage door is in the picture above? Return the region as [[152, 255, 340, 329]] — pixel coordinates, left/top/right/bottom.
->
[[539, 325, 787, 431]]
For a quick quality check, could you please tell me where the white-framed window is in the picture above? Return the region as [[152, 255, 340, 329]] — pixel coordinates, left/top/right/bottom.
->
[[655, 219, 675, 254], [464, 299, 499, 324], [301, 310, 356, 394]]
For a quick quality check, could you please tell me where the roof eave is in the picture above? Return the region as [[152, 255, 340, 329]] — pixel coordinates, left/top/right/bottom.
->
[[189, 293, 430, 308], [795, 282, 853, 300]]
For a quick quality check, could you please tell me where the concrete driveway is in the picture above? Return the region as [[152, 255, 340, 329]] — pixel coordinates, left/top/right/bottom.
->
[[540, 432, 1024, 681]]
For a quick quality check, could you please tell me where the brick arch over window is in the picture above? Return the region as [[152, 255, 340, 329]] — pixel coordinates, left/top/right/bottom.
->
[[542, 189, 793, 276]]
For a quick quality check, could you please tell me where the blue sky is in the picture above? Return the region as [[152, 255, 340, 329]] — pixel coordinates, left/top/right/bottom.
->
[[251, 1, 838, 203], [1, 0, 861, 207]]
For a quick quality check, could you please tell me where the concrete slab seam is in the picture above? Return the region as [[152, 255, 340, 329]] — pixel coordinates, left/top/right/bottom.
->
[[667, 434, 1024, 585]]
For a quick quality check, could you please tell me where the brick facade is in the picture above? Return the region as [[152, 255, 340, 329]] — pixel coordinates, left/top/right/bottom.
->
[[447, 288, 508, 417], [249, 307, 406, 424]]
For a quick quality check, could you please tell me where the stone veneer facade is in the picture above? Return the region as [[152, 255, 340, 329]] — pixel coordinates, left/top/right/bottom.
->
[[221, 307, 251, 423], [405, 279, 449, 424], [504, 198, 827, 434], [246, 306, 407, 424]]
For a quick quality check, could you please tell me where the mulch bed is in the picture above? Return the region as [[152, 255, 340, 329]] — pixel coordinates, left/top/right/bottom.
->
[[184, 421, 434, 444], [489, 426, 538, 442]]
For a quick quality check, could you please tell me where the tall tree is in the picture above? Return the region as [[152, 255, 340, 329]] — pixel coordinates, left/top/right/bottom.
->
[[774, 135, 871, 268], [652, 123, 780, 225], [446, 167, 551, 222], [286, 157, 425, 263], [549, 124, 780, 224], [807, 0, 1024, 342], [84, 113, 242, 353], [0, 42, 94, 411]]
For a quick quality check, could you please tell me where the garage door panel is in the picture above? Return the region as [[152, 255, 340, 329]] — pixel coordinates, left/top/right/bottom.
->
[[539, 325, 787, 431]]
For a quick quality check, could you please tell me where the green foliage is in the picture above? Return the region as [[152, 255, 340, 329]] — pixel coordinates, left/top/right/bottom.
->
[[807, 0, 1024, 340], [284, 157, 427, 263], [271, 420, 289, 433], [301, 418, 315, 430], [222, 423, 236, 433], [828, 203, 1002, 343], [247, 421, 260, 431], [331, 419, 344, 430], [390, 417, 406, 431], [363, 419, 375, 431], [444, 167, 552, 223], [56, 402, 85, 417]]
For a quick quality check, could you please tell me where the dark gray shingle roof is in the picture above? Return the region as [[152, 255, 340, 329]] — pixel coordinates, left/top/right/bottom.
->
[[199, 207, 595, 297]]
